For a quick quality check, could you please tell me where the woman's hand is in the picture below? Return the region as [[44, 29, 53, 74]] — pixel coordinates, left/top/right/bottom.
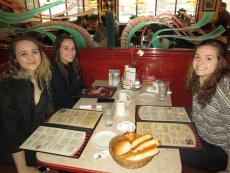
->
[[18, 166, 41, 173], [12, 151, 41, 173]]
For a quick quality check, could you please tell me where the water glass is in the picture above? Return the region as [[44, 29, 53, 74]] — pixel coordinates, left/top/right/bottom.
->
[[158, 82, 168, 101], [103, 103, 114, 126], [118, 90, 128, 101], [116, 100, 126, 116]]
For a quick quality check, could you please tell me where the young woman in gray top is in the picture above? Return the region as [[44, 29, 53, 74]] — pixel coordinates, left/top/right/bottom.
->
[[180, 39, 230, 172]]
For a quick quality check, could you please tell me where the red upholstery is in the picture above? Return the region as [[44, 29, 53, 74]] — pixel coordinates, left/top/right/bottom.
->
[[79, 48, 194, 109], [1, 46, 230, 111]]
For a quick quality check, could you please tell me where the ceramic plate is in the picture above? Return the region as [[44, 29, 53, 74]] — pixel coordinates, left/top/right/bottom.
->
[[137, 92, 157, 102], [92, 131, 116, 149]]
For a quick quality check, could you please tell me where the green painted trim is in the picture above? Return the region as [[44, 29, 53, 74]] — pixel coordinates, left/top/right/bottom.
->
[[0, 1, 65, 24], [157, 25, 225, 41], [127, 21, 164, 48], [32, 28, 56, 43], [0, 23, 87, 47], [0, 24, 56, 43], [35, 25, 87, 48], [150, 12, 215, 48]]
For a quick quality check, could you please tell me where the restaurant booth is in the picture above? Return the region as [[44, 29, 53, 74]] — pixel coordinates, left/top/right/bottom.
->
[[0, 0, 230, 173]]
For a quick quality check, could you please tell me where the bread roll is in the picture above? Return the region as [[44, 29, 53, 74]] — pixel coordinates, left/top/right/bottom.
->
[[124, 132, 137, 142], [124, 148, 159, 161], [113, 140, 132, 155], [131, 135, 152, 149], [133, 139, 160, 153]]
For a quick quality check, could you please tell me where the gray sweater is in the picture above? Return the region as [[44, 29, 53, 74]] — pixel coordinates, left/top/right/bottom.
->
[[192, 76, 230, 152]]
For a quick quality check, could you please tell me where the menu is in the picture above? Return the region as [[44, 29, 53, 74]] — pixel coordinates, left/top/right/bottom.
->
[[20, 126, 86, 156], [81, 86, 116, 98], [135, 105, 202, 149], [136, 122, 201, 148], [136, 105, 191, 122], [47, 108, 102, 129], [20, 109, 102, 157]]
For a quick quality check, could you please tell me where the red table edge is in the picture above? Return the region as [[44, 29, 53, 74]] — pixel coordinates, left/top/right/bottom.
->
[[36, 155, 107, 173]]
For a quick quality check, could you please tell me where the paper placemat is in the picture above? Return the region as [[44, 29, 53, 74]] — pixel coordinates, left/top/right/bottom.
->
[[20, 126, 87, 158], [136, 105, 191, 122], [47, 108, 102, 130], [136, 122, 202, 149]]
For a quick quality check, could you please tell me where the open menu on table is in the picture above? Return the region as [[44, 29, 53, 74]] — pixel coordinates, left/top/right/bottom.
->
[[135, 105, 191, 122], [20, 109, 102, 158], [80, 86, 116, 98], [46, 108, 102, 131], [20, 126, 87, 157], [135, 105, 202, 149]]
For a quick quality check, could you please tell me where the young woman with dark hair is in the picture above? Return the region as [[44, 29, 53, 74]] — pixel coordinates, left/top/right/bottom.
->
[[180, 39, 230, 172], [51, 34, 84, 109]]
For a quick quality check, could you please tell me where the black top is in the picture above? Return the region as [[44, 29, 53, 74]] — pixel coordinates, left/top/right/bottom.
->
[[0, 77, 53, 166], [51, 63, 84, 109], [33, 92, 47, 132], [216, 10, 230, 36]]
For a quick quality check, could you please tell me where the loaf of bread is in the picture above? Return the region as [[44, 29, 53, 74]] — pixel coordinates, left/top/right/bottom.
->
[[112, 133, 160, 161], [122, 148, 159, 161], [112, 140, 132, 156], [130, 134, 153, 149], [133, 139, 160, 153], [124, 132, 137, 142]]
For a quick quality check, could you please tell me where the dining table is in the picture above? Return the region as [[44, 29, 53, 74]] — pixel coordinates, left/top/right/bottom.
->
[[36, 80, 182, 173]]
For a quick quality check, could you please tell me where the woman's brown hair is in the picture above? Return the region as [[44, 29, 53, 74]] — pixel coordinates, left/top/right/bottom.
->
[[51, 34, 82, 82], [186, 39, 230, 107]]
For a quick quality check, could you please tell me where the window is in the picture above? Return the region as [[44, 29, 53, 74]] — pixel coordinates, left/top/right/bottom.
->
[[39, 0, 51, 22], [138, 0, 156, 16], [176, 0, 197, 16], [118, 0, 197, 23], [38, 0, 98, 22], [50, 0, 66, 16], [156, 0, 176, 15], [67, 0, 83, 21], [118, 0, 136, 23], [222, 0, 230, 12]]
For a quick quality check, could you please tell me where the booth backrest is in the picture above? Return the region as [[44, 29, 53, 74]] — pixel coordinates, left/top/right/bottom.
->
[[79, 48, 194, 110], [1, 46, 230, 111]]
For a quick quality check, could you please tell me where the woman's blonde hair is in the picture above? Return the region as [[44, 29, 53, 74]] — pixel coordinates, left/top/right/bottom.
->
[[5, 35, 52, 91]]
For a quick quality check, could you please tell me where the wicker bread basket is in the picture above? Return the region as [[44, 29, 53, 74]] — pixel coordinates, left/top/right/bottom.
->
[[109, 134, 153, 169]]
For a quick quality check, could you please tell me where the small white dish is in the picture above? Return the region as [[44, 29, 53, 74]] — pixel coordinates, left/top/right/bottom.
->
[[92, 131, 116, 149], [137, 92, 157, 102], [134, 84, 142, 89], [116, 121, 136, 133], [134, 80, 142, 89]]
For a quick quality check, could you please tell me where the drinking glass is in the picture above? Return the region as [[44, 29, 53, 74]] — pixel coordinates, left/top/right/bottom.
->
[[103, 103, 114, 126], [158, 82, 168, 101]]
